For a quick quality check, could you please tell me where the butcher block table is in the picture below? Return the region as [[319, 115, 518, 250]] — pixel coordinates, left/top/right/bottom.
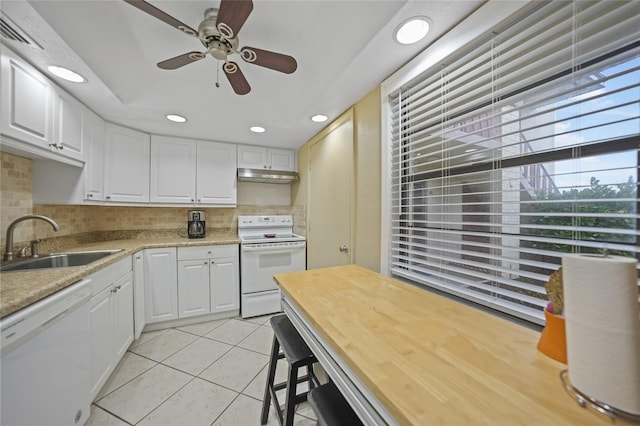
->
[[274, 265, 612, 426]]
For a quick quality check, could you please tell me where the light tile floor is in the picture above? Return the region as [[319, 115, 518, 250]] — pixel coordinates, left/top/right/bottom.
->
[[87, 315, 317, 426]]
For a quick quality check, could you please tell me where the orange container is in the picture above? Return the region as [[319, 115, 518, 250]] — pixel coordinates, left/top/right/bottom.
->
[[537, 310, 567, 364]]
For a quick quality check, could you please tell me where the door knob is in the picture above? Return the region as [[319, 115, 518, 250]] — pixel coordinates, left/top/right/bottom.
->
[[339, 245, 349, 253]]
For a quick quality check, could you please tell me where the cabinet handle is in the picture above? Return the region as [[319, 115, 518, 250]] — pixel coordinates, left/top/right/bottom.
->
[[106, 195, 111, 200], [58, 143, 64, 150], [48, 143, 57, 148], [136, 256, 141, 260], [191, 198, 194, 202], [87, 193, 93, 198], [204, 261, 208, 265], [197, 199, 201, 203]]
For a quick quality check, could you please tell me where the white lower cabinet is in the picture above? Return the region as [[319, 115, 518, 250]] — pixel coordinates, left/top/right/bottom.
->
[[133, 251, 146, 339], [113, 273, 134, 361], [88, 257, 133, 402], [210, 256, 240, 313], [177, 259, 211, 318], [144, 247, 178, 323], [138, 244, 239, 326], [177, 244, 239, 318]]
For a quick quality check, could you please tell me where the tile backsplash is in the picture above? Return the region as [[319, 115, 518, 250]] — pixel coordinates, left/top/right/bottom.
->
[[1, 153, 305, 257], [1, 153, 33, 248]]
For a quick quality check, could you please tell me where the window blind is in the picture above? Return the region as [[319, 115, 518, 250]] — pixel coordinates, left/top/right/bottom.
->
[[388, 0, 639, 325]]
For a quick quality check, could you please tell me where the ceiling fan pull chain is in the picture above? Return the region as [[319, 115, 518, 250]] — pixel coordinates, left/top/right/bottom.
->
[[216, 64, 221, 88]]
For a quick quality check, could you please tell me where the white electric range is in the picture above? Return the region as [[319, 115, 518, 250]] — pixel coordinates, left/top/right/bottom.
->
[[238, 215, 306, 318]]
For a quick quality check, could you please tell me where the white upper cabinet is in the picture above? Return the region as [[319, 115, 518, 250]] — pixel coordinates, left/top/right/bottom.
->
[[267, 148, 296, 171], [53, 89, 84, 161], [84, 110, 105, 201], [150, 136, 197, 203], [237, 145, 295, 171], [149, 137, 236, 206], [1, 47, 88, 166], [1, 47, 54, 150], [31, 109, 103, 205], [104, 123, 150, 203], [197, 141, 237, 205]]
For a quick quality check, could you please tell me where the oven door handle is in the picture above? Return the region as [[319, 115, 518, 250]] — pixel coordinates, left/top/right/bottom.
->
[[241, 243, 306, 252]]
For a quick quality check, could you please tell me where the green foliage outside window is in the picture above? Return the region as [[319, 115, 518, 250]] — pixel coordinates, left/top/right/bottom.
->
[[522, 176, 637, 257]]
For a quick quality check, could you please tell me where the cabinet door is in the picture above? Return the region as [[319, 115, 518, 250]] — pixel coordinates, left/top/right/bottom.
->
[[268, 148, 295, 171], [150, 136, 196, 203], [0, 48, 53, 149], [113, 272, 134, 360], [196, 141, 237, 205], [133, 251, 146, 339], [237, 145, 266, 169], [143, 248, 178, 323], [210, 256, 240, 313], [89, 285, 114, 401], [53, 89, 84, 161], [84, 110, 105, 201], [104, 123, 150, 203], [177, 260, 211, 318]]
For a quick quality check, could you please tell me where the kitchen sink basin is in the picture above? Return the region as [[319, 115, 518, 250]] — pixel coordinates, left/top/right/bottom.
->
[[0, 249, 123, 272]]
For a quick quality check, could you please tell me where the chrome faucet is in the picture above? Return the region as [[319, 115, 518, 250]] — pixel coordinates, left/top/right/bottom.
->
[[4, 215, 60, 261]]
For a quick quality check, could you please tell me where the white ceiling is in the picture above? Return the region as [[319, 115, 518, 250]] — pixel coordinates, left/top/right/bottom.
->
[[1, 0, 483, 150]]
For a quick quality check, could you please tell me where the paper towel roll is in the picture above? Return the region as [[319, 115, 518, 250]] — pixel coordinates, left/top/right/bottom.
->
[[562, 254, 640, 414]]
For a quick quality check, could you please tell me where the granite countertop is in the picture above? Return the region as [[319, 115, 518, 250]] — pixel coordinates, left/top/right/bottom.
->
[[0, 233, 240, 319]]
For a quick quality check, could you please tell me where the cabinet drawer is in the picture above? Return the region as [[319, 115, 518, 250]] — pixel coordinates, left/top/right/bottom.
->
[[177, 244, 238, 260], [89, 256, 132, 296]]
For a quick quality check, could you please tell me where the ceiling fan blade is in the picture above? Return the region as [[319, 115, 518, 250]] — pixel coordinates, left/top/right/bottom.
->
[[157, 52, 205, 70], [240, 47, 297, 74], [124, 0, 198, 37], [216, 0, 253, 39], [223, 61, 251, 95]]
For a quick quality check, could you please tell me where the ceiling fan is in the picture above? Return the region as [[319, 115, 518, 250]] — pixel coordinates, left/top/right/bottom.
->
[[124, 0, 297, 95]]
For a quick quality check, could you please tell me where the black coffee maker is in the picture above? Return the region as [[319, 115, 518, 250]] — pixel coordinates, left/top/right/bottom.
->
[[187, 210, 205, 238]]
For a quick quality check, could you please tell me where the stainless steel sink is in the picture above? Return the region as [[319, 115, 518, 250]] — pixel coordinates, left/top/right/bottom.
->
[[0, 249, 123, 272]]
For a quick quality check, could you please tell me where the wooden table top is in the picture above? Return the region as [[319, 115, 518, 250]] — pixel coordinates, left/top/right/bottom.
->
[[275, 264, 612, 425]]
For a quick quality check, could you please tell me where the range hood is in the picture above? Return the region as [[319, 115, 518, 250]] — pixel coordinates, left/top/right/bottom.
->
[[237, 168, 299, 184]]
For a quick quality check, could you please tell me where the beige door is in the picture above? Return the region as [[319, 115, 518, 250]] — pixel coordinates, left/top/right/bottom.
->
[[307, 112, 353, 269]]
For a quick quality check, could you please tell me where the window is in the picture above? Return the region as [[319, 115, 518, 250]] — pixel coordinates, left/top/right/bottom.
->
[[386, 1, 639, 324]]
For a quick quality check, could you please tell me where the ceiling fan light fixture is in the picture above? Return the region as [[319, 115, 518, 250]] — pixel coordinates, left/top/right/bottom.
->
[[250, 126, 266, 133], [47, 65, 86, 83], [394, 17, 430, 45], [311, 114, 328, 123], [166, 114, 187, 123]]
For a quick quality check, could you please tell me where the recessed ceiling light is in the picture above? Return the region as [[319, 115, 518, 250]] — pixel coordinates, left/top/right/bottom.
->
[[166, 114, 187, 123], [311, 114, 328, 123], [394, 17, 430, 45], [250, 126, 266, 133], [47, 65, 86, 83]]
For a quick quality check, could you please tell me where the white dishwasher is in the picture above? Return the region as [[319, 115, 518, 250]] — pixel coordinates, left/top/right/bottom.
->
[[1, 279, 92, 426]]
